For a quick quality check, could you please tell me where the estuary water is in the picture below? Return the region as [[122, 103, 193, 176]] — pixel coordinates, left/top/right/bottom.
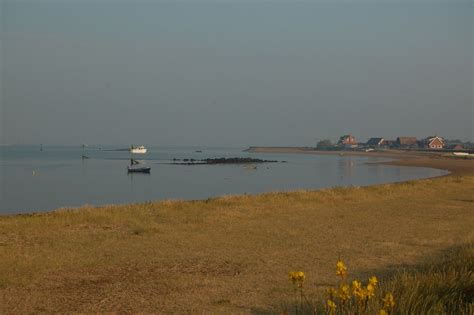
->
[[0, 145, 448, 214]]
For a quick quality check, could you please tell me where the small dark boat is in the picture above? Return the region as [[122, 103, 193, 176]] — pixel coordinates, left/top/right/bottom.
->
[[127, 151, 151, 174], [127, 165, 151, 173]]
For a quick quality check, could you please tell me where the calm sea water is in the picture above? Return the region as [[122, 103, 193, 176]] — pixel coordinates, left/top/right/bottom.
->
[[0, 145, 447, 214]]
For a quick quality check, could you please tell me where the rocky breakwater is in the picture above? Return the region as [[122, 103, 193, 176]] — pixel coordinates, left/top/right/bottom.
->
[[170, 157, 285, 165]]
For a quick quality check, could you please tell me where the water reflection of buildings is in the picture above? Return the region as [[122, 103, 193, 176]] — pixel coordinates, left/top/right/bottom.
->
[[365, 158, 402, 183], [337, 156, 356, 186]]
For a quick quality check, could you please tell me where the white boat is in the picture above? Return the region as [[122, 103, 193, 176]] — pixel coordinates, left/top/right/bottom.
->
[[130, 145, 147, 154]]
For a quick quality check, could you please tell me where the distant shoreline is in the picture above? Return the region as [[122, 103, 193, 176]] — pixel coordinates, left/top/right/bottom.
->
[[246, 146, 474, 176]]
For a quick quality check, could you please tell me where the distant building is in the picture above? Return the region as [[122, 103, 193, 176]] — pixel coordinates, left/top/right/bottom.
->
[[337, 135, 357, 145], [383, 140, 396, 148], [396, 137, 418, 148], [366, 137, 384, 148], [338, 134, 357, 146], [448, 144, 464, 151], [422, 136, 445, 150]]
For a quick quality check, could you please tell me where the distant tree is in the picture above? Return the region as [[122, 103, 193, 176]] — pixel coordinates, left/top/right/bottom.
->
[[444, 139, 463, 145], [462, 141, 474, 149], [316, 139, 334, 150]]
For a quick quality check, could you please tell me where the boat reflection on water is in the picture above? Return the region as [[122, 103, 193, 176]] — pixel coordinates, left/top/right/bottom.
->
[[127, 166, 151, 174]]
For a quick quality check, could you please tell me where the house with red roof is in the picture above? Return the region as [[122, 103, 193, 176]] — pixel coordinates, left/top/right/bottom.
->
[[337, 134, 358, 148], [422, 136, 445, 150]]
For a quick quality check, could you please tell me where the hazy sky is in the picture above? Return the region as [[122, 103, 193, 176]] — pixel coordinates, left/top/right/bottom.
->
[[1, 0, 472, 146]]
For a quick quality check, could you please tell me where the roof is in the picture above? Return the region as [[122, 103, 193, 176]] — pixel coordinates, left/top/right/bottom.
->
[[337, 134, 357, 145], [339, 135, 353, 140], [423, 136, 445, 144], [397, 137, 418, 145], [366, 138, 384, 146]]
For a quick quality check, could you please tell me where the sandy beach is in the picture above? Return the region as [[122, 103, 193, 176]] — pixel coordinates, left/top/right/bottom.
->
[[246, 147, 474, 176]]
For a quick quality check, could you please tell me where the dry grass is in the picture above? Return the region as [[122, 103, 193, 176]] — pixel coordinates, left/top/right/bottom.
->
[[277, 245, 473, 314], [1, 175, 473, 313], [385, 245, 473, 314]]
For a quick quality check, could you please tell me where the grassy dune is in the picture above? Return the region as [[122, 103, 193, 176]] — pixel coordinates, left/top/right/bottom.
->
[[1, 175, 473, 313]]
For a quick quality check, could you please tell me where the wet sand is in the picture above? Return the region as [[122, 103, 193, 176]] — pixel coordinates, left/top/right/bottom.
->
[[246, 147, 474, 176]]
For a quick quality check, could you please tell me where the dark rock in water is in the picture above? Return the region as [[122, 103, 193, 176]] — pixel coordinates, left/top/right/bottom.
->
[[170, 157, 279, 165], [203, 157, 278, 164]]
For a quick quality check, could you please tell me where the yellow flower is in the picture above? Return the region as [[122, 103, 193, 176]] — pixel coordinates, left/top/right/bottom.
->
[[369, 276, 378, 287], [336, 260, 347, 278], [379, 310, 388, 315], [297, 271, 305, 280], [383, 292, 395, 309], [289, 271, 305, 283], [352, 280, 366, 301], [351, 280, 361, 292], [337, 284, 350, 302], [366, 283, 375, 299], [327, 299, 337, 313], [352, 280, 361, 288], [327, 287, 337, 299], [288, 272, 295, 281]]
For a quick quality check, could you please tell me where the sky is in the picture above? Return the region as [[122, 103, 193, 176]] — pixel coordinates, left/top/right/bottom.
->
[[1, 0, 473, 146]]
